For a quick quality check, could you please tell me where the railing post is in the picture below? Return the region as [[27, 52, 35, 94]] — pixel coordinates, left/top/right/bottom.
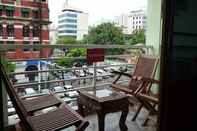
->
[[93, 62, 97, 90], [0, 50, 8, 129]]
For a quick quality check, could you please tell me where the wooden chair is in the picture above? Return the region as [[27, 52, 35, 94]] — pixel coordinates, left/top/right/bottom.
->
[[135, 77, 159, 126], [111, 55, 159, 121], [1, 63, 89, 131]]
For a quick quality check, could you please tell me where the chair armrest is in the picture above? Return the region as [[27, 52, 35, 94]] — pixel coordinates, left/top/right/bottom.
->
[[138, 93, 159, 104], [111, 70, 132, 78], [139, 77, 159, 85]]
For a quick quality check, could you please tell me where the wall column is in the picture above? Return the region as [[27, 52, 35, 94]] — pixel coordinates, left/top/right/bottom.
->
[[146, 0, 163, 56]]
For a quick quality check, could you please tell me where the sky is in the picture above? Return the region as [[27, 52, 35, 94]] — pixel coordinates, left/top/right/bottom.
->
[[48, 0, 147, 27]]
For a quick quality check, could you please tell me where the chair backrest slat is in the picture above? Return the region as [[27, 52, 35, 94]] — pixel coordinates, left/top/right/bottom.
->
[[0, 63, 32, 130], [129, 55, 159, 92]]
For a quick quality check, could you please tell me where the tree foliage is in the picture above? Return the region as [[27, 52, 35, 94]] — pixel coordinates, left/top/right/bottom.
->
[[82, 23, 125, 55], [83, 22, 124, 45], [56, 36, 77, 44], [1, 59, 16, 73], [67, 48, 86, 57], [129, 29, 146, 45]]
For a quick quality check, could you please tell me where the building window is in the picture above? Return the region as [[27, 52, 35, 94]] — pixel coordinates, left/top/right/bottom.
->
[[58, 19, 77, 23], [0, 41, 3, 44], [7, 41, 15, 52], [23, 41, 30, 51], [32, 10, 39, 19], [0, 24, 3, 37], [58, 30, 77, 33], [23, 25, 30, 37], [33, 25, 40, 37], [0, 5, 3, 16], [6, 6, 14, 17], [21, 8, 30, 18], [7, 25, 14, 37], [58, 24, 77, 29], [33, 42, 40, 51]]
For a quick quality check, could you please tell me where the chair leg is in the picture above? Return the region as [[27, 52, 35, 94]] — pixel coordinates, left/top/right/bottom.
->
[[75, 121, 89, 131], [142, 117, 150, 126], [132, 104, 143, 121]]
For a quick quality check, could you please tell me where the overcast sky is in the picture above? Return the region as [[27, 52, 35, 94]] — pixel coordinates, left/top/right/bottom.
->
[[48, 0, 147, 27]]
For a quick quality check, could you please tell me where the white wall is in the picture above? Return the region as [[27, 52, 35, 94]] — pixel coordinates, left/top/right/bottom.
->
[[146, 0, 163, 55], [77, 13, 88, 40]]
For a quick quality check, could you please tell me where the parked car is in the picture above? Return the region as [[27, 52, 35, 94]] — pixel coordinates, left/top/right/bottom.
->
[[24, 88, 37, 97], [50, 86, 66, 98], [64, 85, 73, 90], [65, 91, 78, 98]]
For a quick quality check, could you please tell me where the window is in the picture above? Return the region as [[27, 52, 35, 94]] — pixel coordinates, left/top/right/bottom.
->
[[6, 6, 14, 17], [0, 5, 3, 16], [21, 8, 30, 18], [33, 42, 40, 51], [33, 25, 40, 37], [66, 13, 77, 17], [23, 41, 30, 51], [58, 19, 77, 23], [58, 30, 77, 33], [0, 41, 3, 44], [7, 24, 14, 37], [0, 24, 3, 37], [23, 25, 30, 37], [32, 10, 39, 19], [58, 24, 77, 29], [7, 41, 14, 52]]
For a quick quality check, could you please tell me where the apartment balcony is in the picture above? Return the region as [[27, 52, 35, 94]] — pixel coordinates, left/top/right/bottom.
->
[[0, 44, 158, 131]]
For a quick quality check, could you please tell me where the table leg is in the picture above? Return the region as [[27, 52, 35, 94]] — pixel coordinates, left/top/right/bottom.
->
[[97, 111, 105, 131], [77, 97, 85, 117], [119, 107, 128, 131]]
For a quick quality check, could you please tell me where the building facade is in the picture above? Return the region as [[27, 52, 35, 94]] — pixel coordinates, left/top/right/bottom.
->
[[0, 0, 51, 59], [129, 9, 147, 33], [58, 5, 88, 40], [114, 14, 130, 34], [114, 9, 147, 34]]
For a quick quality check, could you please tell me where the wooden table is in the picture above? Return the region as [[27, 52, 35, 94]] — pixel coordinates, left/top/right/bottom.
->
[[77, 87, 129, 131]]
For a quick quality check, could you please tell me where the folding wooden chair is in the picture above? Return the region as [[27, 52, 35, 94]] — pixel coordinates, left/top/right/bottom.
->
[[111, 55, 159, 121], [1, 62, 89, 131]]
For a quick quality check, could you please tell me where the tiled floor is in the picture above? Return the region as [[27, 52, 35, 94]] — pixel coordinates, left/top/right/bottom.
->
[[8, 105, 156, 131], [62, 107, 157, 131]]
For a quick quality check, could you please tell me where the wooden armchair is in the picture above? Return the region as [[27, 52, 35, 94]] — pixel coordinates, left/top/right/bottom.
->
[[110, 55, 159, 121], [135, 77, 159, 126], [1, 63, 89, 131]]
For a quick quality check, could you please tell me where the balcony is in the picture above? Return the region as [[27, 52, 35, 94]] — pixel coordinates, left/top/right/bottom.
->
[[0, 44, 157, 131]]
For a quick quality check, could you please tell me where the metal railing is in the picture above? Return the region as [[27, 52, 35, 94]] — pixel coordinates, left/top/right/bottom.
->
[[0, 44, 153, 119]]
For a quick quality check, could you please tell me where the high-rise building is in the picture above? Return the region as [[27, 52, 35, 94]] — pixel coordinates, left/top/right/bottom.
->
[[129, 9, 147, 33], [114, 14, 130, 34], [58, 4, 88, 40], [0, 0, 51, 59]]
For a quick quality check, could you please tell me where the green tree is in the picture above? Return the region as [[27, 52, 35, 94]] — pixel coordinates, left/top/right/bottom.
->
[[129, 29, 146, 45], [84, 23, 124, 45], [67, 48, 86, 57], [56, 36, 77, 44], [56, 58, 74, 68], [82, 22, 125, 55]]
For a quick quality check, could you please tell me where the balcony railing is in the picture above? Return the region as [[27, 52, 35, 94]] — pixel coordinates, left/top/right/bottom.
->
[[0, 44, 154, 126]]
